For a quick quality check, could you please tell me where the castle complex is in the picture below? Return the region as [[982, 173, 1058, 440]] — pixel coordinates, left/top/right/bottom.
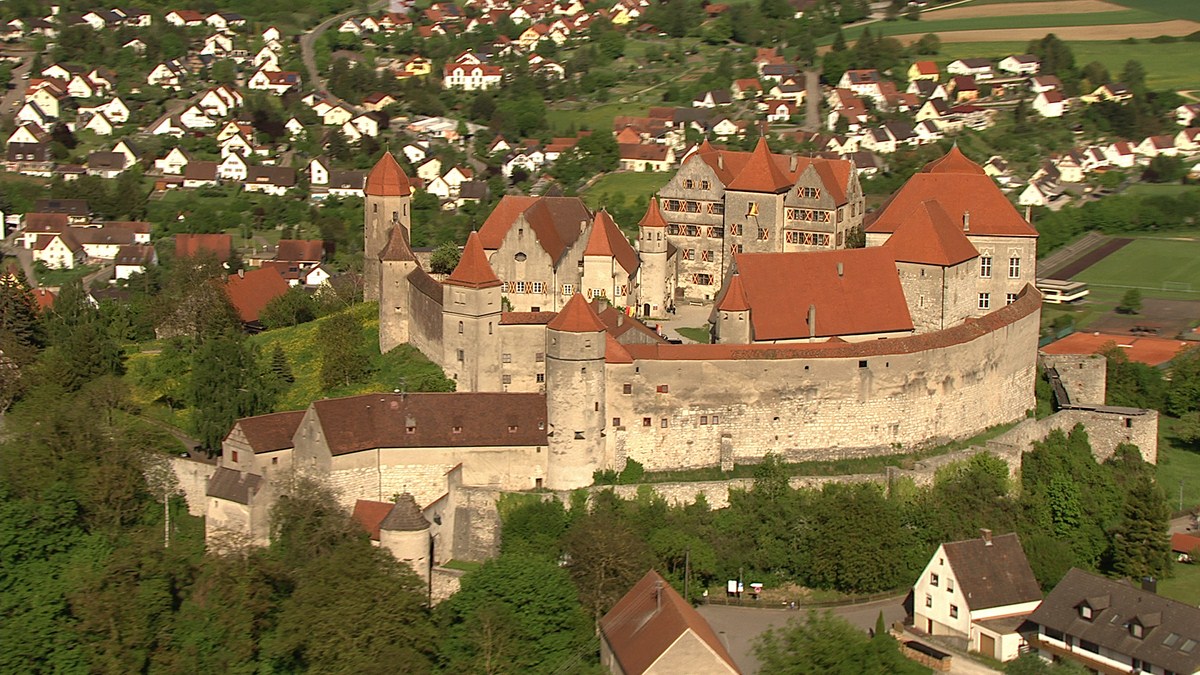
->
[[198, 141, 1154, 572]]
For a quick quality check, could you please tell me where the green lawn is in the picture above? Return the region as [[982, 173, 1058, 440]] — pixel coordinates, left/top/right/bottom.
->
[[934, 41, 1200, 91], [830, 9, 1167, 44], [582, 171, 672, 211], [1125, 183, 1200, 197], [1155, 416, 1200, 512], [1157, 562, 1200, 606], [1073, 239, 1200, 296], [676, 326, 711, 343], [546, 101, 650, 134], [36, 264, 101, 289]]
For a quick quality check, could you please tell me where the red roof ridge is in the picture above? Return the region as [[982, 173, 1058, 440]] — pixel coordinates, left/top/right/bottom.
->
[[605, 333, 633, 363], [923, 145, 986, 175], [727, 137, 793, 193], [717, 273, 750, 311], [547, 293, 606, 333], [885, 200, 979, 266], [584, 209, 618, 257], [444, 232, 501, 288], [365, 151, 412, 196], [638, 198, 667, 228]]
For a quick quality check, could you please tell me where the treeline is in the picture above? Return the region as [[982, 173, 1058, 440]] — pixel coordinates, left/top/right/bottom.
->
[[502, 426, 1170, 600], [1035, 190, 1200, 255]]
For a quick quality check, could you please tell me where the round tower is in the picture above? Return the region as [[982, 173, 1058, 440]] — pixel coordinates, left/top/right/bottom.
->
[[715, 272, 751, 344], [636, 198, 669, 318], [378, 493, 431, 581], [363, 152, 412, 302], [544, 294, 607, 490]]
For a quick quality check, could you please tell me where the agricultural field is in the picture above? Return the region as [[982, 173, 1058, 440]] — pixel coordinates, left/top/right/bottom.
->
[[835, 8, 1194, 44], [935, 40, 1200, 91], [1073, 238, 1200, 299], [1108, 0, 1200, 22]]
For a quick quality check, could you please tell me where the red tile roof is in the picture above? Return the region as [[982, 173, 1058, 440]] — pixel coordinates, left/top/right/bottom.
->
[[311, 392, 547, 455], [913, 60, 938, 75], [353, 499, 395, 541], [622, 286, 1039, 362], [638, 198, 667, 228], [225, 267, 289, 323], [1171, 532, 1200, 555], [727, 137, 793, 193], [884, 200, 979, 267], [499, 311, 556, 325], [31, 287, 55, 312], [547, 293, 606, 333], [600, 570, 739, 675], [716, 273, 749, 311], [584, 210, 639, 275], [866, 147, 1037, 238], [734, 247, 913, 340], [444, 231, 501, 289], [365, 151, 412, 196], [232, 410, 305, 453], [476, 196, 592, 263], [477, 195, 539, 248], [274, 239, 324, 263], [688, 139, 853, 205], [175, 233, 232, 262], [378, 225, 418, 262]]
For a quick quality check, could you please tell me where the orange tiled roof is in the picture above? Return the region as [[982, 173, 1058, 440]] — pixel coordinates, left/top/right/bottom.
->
[[716, 273, 749, 312], [365, 151, 412, 197], [226, 267, 289, 323], [583, 210, 638, 275], [884, 200, 979, 267], [444, 231, 501, 289], [726, 137, 793, 193], [638, 197, 667, 228], [547, 293, 606, 333]]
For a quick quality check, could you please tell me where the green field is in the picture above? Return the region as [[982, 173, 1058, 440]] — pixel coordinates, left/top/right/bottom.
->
[[1156, 416, 1200, 512], [582, 171, 672, 210], [1074, 238, 1200, 297], [831, 9, 1167, 44], [1125, 183, 1200, 197], [1157, 563, 1200, 605], [546, 100, 651, 134], [934, 40, 1200, 91], [1109, 0, 1200, 22]]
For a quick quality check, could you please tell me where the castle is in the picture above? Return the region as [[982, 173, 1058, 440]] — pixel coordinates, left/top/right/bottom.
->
[[194, 141, 1153, 574]]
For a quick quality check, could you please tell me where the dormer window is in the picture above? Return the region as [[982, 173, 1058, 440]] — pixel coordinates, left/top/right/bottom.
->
[[1131, 622, 1144, 639], [1079, 605, 1093, 620], [452, 426, 463, 434]]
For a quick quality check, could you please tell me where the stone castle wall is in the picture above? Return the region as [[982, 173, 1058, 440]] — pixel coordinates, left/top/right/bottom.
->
[[171, 456, 216, 517], [605, 292, 1041, 473]]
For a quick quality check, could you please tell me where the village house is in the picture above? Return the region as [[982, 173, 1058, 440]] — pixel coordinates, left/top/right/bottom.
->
[[947, 58, 994, 80], [618, 144, 675, 172], [1081, 83, 1133, 105], [913, 531, 1042, 662], [998, 54, 1040, 76], [1032, 90, 1065, 118], [248, 69, 301, 95], [908, 60, 939, 82]]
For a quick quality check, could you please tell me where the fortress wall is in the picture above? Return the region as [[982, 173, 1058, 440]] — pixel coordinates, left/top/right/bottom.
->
[[406, 273, 445, 364], [171, 456, 216, 516], [1040, 353, 1107, 406], [606, 303, 1040, 472]]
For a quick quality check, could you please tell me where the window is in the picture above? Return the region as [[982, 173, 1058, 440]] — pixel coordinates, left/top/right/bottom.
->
[[707, 203, 724, 215], [1009, 257, 1020, 278], [947, 579, 954, 593], [562, 284, 573, 295], [700, 415, 708, 425], [712, 415, 719, 424], [452, 426, 463, 434], [623, 383, 632, 394], [502, 353, 512, 363], [406, 426, 416, 434], [458, 321, 464, 334], [457, 349, 464, 362], [685, 179, 695, 189], [1131, 623, 1144, 639], [682, 248, 695, 261], [930, 573, 939, 587], [757, 228, 769, 241], [660, 418, 668, 428], [612, 417, 621, 427], [536, 373, 545, 383], [1079, 605, 1093, 620], [701, 250, 713, 262], [1006, 293, 1018, 305], [980, 256, 992, 278], [730, 224, 743, 236], [515, 281, 526, 293], [231, 450, 238, 463], [693, 274, 713, 285], [925, 594, 932, 608], [701, 180, 710, 189], [643, 417, 652, 427], [502, 374, 512, 384], [798, 187, 821, 199], [657, 384, 669, 393], [706, 227, 724, 238], [746, 201, 759, 217], [949, 605, 958, 619], [535, 352, 545, 363], [272, 457, 279, 465], [978, 293, 991, 310], [730, 243, 744, 254], [532, 281, 545, 293]]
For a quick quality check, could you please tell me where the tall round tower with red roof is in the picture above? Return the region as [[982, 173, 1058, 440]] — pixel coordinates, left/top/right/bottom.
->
[[544, 294, 608, 489], [364, 151, 412, 302]]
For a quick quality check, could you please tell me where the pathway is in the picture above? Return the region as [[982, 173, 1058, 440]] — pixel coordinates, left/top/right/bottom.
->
[[298, 0, 386, 112], [1, 49, 33, 120]]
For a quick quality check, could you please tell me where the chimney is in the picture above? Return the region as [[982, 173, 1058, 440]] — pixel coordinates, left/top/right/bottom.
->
[[790, 155, 798, 172], [655, 580, 663, 612], [237, 268, 245, 278], [1025, 205, 1032, 222], [1142, 576, 1157, 594], [836, 261, 844, 277], [807, 303, 816, 340], [963, 210, 971, 232], [718, 154, 724, 171], [980, 528, 992, 546]]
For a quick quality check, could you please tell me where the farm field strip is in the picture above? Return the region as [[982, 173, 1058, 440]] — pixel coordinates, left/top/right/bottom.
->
[[922, 0, 1126, 20], [832, 8, 1174, 43]]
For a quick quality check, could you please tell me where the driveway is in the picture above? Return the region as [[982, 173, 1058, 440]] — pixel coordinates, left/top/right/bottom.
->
[[697, 595, 907, 673]]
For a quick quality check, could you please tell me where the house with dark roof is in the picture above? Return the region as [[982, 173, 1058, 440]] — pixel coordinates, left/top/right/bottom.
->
[[600, 570, 740, 674], [1027, 568, 1200, 674], [913, 531, 1042, 662]]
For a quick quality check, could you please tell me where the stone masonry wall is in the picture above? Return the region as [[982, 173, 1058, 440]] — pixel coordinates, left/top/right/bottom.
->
[[171, 456, 216, 516]]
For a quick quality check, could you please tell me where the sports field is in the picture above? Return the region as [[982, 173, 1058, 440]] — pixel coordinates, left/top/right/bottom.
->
[[1073, 238, 1200, 297]]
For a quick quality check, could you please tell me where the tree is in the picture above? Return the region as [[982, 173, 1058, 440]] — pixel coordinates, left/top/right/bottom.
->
[[755, 611, 929, 674], [259, 286, 318, 329], [429, 241, 462, 275], [1166, 346, 1200, 417], [318, 309, 369, 390], [189, 334, 276, 452], [565, 499, 654, 621], [913, 33, 941, 55], [905, 4, 920, 20], [270, 343, 294, 384], [1143, 155, 1186, 183], [1116, 288, 1142, 314], [1109, 472, 1172, 582], [436, 553, 592, 673], [0, 271, 44, 358], [1120, 59, 1147, 93]]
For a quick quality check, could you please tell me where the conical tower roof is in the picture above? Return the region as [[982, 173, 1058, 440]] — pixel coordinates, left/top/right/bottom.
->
[[547, 293, 606, 333], [380, 493, 429, 532], [365, 151, 412, 196], [638, 198, 667, 229], [378, 225, 417, 262], [717, 273, 750, 312], [445, 232, 502, 289], [727, 137, 793, 193]]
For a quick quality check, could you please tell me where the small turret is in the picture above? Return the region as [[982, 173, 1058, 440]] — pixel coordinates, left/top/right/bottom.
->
[[636, 199, 669, 318], [442, 232, 502, 392], [715, 273, 751, 344], [378, 493, 431, 581], [544, 294, 607, 490], [364, 152, 413, 302]]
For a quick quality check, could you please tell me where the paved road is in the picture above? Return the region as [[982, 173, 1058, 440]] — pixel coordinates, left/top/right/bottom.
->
[[697, 596, 907, 673], [1, 49, 33, 120], [298, 0, 386, 112]]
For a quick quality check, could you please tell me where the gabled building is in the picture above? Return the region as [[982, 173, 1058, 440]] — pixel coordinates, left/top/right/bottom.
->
[[913, 532, 1042, 661]]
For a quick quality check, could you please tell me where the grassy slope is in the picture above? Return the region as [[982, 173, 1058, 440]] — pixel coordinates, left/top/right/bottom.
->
[[582, 171, 672, 210], [934, 41, 1200, 91]]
